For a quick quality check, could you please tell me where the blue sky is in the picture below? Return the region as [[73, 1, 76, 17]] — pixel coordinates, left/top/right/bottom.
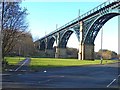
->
[[21, 1, 118, 53]]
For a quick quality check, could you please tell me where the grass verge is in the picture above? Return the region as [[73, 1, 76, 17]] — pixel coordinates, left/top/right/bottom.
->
[[5, 57, 25, 65], [5, 57, 119, 70], [30, 58, 119, 69]]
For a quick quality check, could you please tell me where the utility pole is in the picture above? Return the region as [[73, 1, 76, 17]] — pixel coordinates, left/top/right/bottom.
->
[[118, 7, 120, 54], [19, 40, 21, 61], [0, 2, 4, 62], [100, 27, 103, 64], [78, 9, 83, 60], [55, 24, 60, 58], [56, 24, 58, 48], [0, 2, 2, 87], [78, 9, 80, 23], [45, 31, 47, 54]]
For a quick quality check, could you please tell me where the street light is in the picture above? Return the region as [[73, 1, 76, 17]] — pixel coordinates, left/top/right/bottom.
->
[[100, 27, 103, 64], [45, 31, 47, 54], [0, 2, 4, 62], [18, 39, 21, 61]]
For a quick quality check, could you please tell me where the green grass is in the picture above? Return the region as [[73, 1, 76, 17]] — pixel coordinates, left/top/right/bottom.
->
[[30, 58, 119, 69], [5, 57, 119, 68], [5, 57, 25, 65]]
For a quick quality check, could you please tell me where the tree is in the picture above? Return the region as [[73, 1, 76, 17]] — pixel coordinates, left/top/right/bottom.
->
[[2, 2, 28, 60], [117, 54, 120, 60], [95, 49, 117, 60], [9, 32, 35, 57]]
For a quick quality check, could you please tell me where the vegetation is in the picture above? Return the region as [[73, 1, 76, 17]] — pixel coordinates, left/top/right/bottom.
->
[[9, 32, 35, 57], [1, 2, 36, 69], [5, 57, 25, 65], [2, 2, 28, 60], [95, 49, 118, 60], [4, 57, 119, 71], [5, 57, 119, 67], [30, 58, 118, 69]]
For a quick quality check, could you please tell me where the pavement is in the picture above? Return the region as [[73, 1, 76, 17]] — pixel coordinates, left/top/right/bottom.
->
[[14, 58, 31, 71], [5, 58, 31, 72], [2, 60, 120, 89]]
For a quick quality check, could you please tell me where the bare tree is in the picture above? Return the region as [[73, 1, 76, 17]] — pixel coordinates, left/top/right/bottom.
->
[[9, 32, 35, 57], [2, 2, 28, 60]]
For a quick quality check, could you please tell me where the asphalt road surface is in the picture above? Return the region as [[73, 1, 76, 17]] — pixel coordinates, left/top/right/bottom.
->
[[2, 61, 120, 89]]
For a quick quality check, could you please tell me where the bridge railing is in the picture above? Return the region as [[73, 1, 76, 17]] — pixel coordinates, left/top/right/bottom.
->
[[40, 0, 119, 40]]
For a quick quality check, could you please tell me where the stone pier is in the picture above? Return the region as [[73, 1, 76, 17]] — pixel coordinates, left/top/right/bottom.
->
[[55, 48, 67, 58], [78, 44, 94, 60], [46, 49, 55, 57]]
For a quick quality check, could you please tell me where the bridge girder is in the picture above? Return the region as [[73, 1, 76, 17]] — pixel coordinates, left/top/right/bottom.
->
[[59, 30, 73, 48], [83, 10, 120, 45], [47, 36, 56, 49], [40, 40, 45, 51]]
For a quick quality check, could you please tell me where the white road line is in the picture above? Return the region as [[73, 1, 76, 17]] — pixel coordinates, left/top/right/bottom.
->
[[14, 59, 28, 71], [107, 79, 116, 87], [38, 79, 53, 84], [107, 74, 120, 88]]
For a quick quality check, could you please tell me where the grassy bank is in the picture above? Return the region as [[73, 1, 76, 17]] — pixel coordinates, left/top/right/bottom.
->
[[5, 57, 119, 68], [5, 57, 25, 65], [30, 58, 118, 69]]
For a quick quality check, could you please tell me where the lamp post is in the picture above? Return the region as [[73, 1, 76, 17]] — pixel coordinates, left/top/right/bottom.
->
[[78, 9, 83, 60], [0, 1, 4, 65], [45, 31, 47, 54], [19, 40, 21, 61], [0, 3, 3, 88], [55, 24, 60, 58], [100, 27, 103, 64], [0, 2, 4, 62]]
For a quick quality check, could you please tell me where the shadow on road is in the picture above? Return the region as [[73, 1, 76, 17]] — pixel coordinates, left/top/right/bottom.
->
[[2, 62, 120, 89]]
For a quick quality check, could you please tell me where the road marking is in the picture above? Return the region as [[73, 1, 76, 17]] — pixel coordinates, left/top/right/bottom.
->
[[107, 74, 120, 88], [38, 78, 54, 84], [1, 74, 11, 76], [107, 79, 116, 87], [15, 59, 29, 71]]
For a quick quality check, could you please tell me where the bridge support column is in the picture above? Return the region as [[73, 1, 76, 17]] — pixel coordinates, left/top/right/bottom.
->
[[78, 44, 95, 60], [55, 48, 67, 58], [46, 49, 55, 57], [78, 21, 84, 60], [83, 44, 95, 60], [78, 43, 84, 60], [78, 21, 94, 60]]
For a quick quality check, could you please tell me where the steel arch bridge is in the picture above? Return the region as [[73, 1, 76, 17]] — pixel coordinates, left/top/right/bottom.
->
[[34, 0, 120, 60]]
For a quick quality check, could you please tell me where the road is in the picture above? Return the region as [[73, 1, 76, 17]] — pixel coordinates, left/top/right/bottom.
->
[[2, 61, 120, 89]]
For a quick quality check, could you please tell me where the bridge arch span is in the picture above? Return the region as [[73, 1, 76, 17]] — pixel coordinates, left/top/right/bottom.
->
[[40, 41, 45, 51], [59, 30, 73, 48], [47, 36, 56, 49], [84, 12, 120, 44]]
